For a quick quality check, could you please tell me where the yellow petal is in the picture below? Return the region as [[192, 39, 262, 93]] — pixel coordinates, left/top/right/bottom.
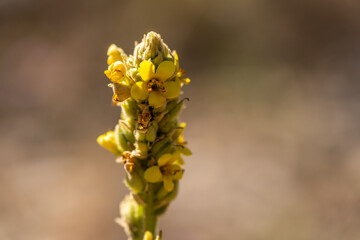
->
[[163, 79, 181, 99], [111, 72, 124, 83], [107, 44, 119, 56], [163, 175, 174, 192], [171, 164, 183, 180], [130, 82, 149, 101], [158, 153, 173, 167], [113, 61, 126, 73], [144, 166, 163, 183], [148, 91, 166, 108], [104, 70, 111, 79], [173, 51, 179, 70], [138, 61, 155, 81], [155, 61, 175, 82], [107, 54, 121, 65], [97, 131, 119, 155]]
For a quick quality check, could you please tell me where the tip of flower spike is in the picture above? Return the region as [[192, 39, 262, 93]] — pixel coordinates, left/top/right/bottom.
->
[[133, 31, 172, 65]]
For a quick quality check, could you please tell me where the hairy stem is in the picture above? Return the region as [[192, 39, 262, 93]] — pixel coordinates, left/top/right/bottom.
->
[[143, 184, 157, 237]]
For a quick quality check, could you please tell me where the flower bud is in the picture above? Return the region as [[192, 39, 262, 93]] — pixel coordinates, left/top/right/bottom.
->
[[107, 54, 122, 65], [121, 98, 139, 120], [107, 44, 120, 56], [115, 124, 130, 152], [143, 231, 153, 240], [160, 120, 177, 135], [145, 125, 157, 142], [133, 32, 172, 66], [135, 142, 148, 156], [97, 131, 121, 155], [119, 195, 144, 240], [125, 171, 144, 194], [154, 142, 173, 160], [150, 137, 170, 156], [119, 120, 135, 144], [159, 100, 184, 128], [135, 130, 146, 141]]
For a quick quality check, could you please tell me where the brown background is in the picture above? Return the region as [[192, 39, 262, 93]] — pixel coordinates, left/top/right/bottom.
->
[[1, 0, 360, 239]]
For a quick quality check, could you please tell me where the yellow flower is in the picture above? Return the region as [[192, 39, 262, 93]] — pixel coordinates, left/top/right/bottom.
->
[[104, 61, 126, 83], [97, 131, 120, 155], [172, 122, 192, 159], [173, 51, 191, 85], [130, 60, 181, 108], [144, 151, 183, 192], [107, 44, 122, 65]]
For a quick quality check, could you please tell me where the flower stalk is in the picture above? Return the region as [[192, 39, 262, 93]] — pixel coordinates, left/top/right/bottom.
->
[[97, 32, 191, 240]]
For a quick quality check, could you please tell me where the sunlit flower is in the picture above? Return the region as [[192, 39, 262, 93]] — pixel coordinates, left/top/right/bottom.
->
[[97, 131, 120, 155], [144, 151, 183, 192], [130, 60, 181, 108], [172, 122, 192, 160], [104, 61, 126, 83], [173, 51, 191, 85], [107, 44, 123, 65]]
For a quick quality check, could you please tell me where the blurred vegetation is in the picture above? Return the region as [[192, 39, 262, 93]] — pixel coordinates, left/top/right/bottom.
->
[[1, 0, 360, 240]]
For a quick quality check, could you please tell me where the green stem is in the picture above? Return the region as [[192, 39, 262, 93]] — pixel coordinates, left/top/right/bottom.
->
[[143, 184, 157, 237]]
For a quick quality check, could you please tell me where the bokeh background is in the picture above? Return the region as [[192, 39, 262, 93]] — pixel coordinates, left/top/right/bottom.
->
[[1, 0, 360, 239]]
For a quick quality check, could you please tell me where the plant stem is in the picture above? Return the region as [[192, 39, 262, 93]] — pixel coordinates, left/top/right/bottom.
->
[[143, 184, 157, 237]]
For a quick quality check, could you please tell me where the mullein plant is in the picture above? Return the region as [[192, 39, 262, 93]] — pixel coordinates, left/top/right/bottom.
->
[[97, 32, 191, 240]]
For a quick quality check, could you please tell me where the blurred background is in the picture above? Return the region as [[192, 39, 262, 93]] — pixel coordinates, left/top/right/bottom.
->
[[1, 0, 360, 239]]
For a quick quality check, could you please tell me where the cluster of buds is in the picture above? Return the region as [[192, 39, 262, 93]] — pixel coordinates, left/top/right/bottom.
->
[[97, 32, 191, 240]]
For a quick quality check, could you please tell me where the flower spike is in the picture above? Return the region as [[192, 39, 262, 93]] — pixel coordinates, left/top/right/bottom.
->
[[98, 32, 191, 240]]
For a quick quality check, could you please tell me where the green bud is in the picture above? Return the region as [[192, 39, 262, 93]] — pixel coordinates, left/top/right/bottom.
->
[[154, 204, 169, 216], [180, 146, 192, 156], [125, 172, 144, 194], [165, 98, 179, 112], [150, 137, 170, 156], [145, 125, 157, 142], [135, 130, 146, 141], [159, 100, 183, 128], [135, 142, 148, 156], [119, 120, 135, 144], [151, 120, 159, 131], [121, 98, 139, 120], [152, 103, 167, 114], [167, 180, 179, 201], [119, 195, 144, 240], [115, 124, 129, 152], [160, 120, 178, 135], [125, 118, 137, 131], [156, 185, 169, 200], [154, 142, 173, 160]]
